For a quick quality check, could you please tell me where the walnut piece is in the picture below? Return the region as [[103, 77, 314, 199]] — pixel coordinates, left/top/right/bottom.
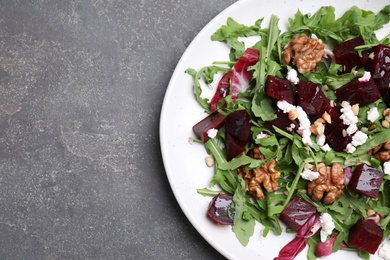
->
[[282, 34, 325, 74], [373, 140, 390, 163], [307, 163, 345, 204], [237, 147, 280, 199]]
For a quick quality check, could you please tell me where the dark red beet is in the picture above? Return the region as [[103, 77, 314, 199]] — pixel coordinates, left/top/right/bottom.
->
[[225, 110, 251, 161], [279, 196, 317, 231], [325, 121, 351, 152], [374, 72, 390, 97], [297, 81, 326, 115], [207, 193, 234, 225], [333, 37, 369, 73], [265, 75, 295, 104], [225, 110, 251, 145], [366, 44, 390, 79], [226, 133, 246, 161], [319, 100, 342, 135], [349, 219, 384, 254], [347, 164, 385, 199], [192, 112, 226, 143], [334, 77, 381, 106], [264, 110, 299, 133]]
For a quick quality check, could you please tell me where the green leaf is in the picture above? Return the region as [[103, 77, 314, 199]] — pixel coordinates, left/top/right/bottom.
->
[[232, 177, 255, 246]]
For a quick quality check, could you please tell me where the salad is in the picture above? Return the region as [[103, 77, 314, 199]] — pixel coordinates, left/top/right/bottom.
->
[[186, 4, 390, 260]]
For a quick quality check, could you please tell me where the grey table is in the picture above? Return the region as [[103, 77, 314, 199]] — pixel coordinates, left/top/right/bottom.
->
[[0, 1, 237, 259]]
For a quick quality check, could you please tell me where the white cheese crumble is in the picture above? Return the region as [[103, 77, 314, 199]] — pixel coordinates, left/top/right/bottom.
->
[[358, 71, 372, 82], [346, 143, 357, 154], [277, 100, 295, 113], [384, 161, 390, 175], [319, 213, 335, 242], [286, 68, 299, 84], [256, 132, 269, 139], [379, 240, 390, 260], [320, 143, 332, 152], [346, 123, 358, 136], [351, 130, 368, 146], [340, 105, 358, 125], [367, 107, 380, 122], [277, 101, 312, 146], [301, 169, 320, 181], [207, 128, 218, 139], [316, 134, 326, 146]]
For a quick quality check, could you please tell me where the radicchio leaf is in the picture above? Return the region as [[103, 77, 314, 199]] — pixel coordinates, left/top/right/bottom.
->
[[210, 48, 259, 111], [274, 214, 321, 260]]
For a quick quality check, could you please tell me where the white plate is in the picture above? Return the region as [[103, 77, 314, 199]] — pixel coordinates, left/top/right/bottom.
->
[[160, 0, 389, 259]]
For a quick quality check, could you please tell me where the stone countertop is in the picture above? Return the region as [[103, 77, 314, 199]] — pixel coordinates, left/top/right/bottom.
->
[[0, 0, 237, 259]]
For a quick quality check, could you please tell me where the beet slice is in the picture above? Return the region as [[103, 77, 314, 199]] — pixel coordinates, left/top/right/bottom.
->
[[366, 44, 390, 79], [279, 196, 317, 231], [207, 193, 234, 225], [347, 164, 385, 199], [297, 81, 326, 115], [349, 219, 384, 254], [333, 37, 369, 74], [265, 75, 295, 104], [225, 110, 251, 145], [325, 121, 351, 152], [226, 133, 246, 161], [334, 77, 381, 106], [192, 112, 226, 143], [264, 110, 299, 133]]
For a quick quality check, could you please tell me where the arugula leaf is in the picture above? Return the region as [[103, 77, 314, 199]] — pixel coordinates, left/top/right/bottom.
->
[[232, 177, 255, 246]]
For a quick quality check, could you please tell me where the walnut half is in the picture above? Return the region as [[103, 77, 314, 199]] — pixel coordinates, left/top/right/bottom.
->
[[373, 140, 390, 163], [307, 163, 345, 204], [282, 34, 325, 74], [237, 147, 280, 200]]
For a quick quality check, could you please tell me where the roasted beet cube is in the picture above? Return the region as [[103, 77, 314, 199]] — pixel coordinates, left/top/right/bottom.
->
[[347, 164, 385, 199], [226, 133, 246, 161], [325, 121, 351, 152], [349, 219, 384, 254], [374, 72, 390, 97], [265, 75, 295, 104], [207, 193, 234, 225], [334, 77, 381, 106], [297, 81, 326, 115], [225, 110, 251, 146], [310, 99, 342, 135], [264, 111, 298, 133], [366, 44, 390, 79], [192, 112, 226, 143], [333, 37, 369, 73], [279, 196, 317, 231]]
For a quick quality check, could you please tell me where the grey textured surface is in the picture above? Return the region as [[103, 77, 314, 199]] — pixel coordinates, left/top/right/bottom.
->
[[0, 0, 237, 259]]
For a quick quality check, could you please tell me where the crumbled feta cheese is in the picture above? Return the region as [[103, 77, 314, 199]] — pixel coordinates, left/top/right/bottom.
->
[[320, 213, 335, 242], [286, 68, 299, 84], [384, 162, 390, 175], [340, 105, 358, 125], [320, 144, 332, 152], [379, 240, 390, 260], [346, 123, 358, 136], [367, 107, 380, 122], [277, 101, 312, 146], [316, 134, 326, 146], [256, 132, 269, 139], [358, 71, 371, 82], [346, 143, 356, 154], [207, 128, 218, 139], [301, 169, 320, 181], [277, 100, 295, 113], [351, 130, 368, 146]]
